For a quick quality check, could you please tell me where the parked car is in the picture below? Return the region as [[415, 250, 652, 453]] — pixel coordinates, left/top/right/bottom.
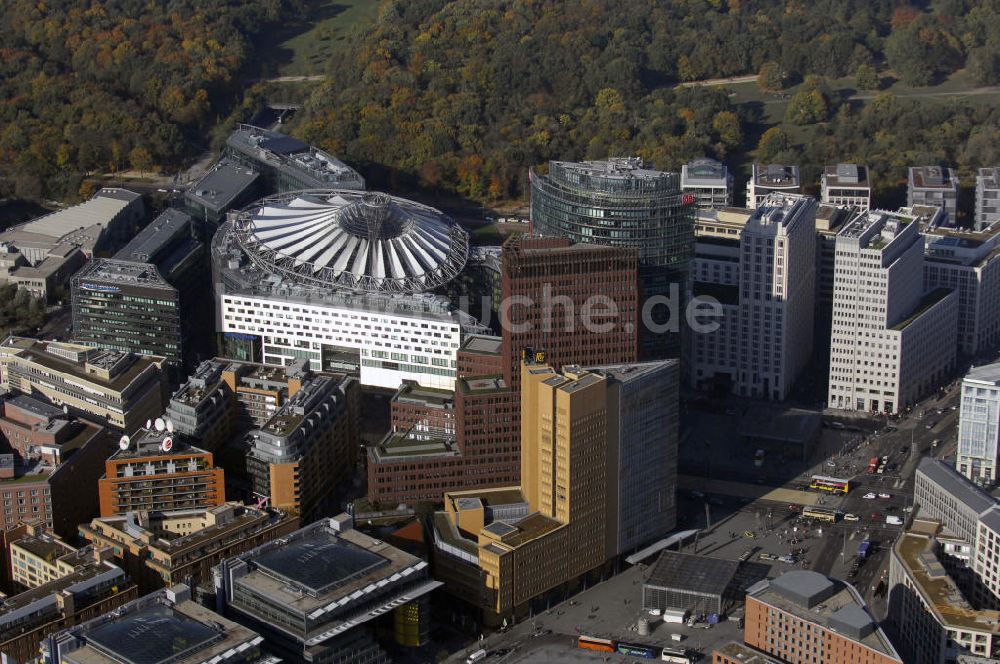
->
[[878, 492, 891, 499], [844, 513, 860, 522], [863, 492, 877, 499]]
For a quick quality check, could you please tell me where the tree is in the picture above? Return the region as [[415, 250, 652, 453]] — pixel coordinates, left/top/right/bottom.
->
[[488, 174, 503, 201], [756, 127, 790, 161], [855, 64, 880, 90], [757, 61, 788, 91], [968, 47, 1000, 86], [129, 146, 153, 177], [677, 55, 697, 82], [785, 90, 829, 125], [13, 175, 41, 201], [595, 88, 626, 117], [885, 15, 963, 86], [79, 180, 97, 201], [711, 111, 742, 147]]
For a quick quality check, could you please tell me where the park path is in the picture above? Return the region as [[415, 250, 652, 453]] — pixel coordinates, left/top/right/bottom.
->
[[262, 75, 326, 82], [676, 74, 758, 88]]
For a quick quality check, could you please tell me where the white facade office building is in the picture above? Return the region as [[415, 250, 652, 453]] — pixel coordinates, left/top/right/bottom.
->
[[680, 158, 733, 210], [921, 216, 1000, 359], [821, 163, 872, 211], [827, 210, 958, 414], [691, 194, 816, 400], [908, 166, 959, 223], [213, 190, 484, 391], [976, 167, 1000, 231], [958, 363, 1000, 485]]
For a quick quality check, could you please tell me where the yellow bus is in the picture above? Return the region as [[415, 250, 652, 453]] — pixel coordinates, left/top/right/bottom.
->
[[802, 506, 838, 523]]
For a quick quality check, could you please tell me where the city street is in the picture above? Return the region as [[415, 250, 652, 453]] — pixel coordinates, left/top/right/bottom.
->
[[449, 380, 967, 663]]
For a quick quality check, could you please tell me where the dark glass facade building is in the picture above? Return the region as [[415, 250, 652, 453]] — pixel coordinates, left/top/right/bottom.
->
[[71, 209, 207, 373], [72, 261, 182, 362], [529, 158, 695, 358]]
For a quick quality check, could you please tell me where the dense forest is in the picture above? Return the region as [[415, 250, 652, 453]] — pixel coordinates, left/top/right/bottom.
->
[[293, 0, 1000, 202], [0, 0, 297, 200], [6, 0, 1000, 204]]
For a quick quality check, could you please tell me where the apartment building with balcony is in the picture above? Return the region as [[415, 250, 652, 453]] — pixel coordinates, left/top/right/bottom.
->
[[97, 427, 224, 517], [746, 164, 801, 209], [0, 395, 115, 538], [908, 166, 959, 223], [821, 163, 872, 211]]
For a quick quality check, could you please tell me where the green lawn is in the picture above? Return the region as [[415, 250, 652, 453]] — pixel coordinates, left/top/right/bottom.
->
[[268, 0, 381, 77]]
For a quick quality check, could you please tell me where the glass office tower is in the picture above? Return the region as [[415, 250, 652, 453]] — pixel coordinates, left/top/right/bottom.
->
[[530, 157, 695, 358]]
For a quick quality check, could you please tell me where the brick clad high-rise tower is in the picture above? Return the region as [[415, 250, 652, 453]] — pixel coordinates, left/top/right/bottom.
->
[[366, 235, 640, 504], [500, 235, 639, 385]]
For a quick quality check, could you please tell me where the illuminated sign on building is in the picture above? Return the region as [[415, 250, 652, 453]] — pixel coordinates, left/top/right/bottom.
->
[[81, 283, 120, 293]]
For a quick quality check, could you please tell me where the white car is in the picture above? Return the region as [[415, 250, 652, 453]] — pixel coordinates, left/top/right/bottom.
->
[[878, 492, 892, 499], [844, 513, 860, 522], [863, 492, 877, 499]]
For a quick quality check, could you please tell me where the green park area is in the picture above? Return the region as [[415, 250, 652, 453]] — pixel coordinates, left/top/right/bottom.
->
[[259, 0, 380, 77]]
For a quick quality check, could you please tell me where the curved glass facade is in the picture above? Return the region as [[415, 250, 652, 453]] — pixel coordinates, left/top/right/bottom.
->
[[530, 158, 695, 358], [530, 158, 694, 270]]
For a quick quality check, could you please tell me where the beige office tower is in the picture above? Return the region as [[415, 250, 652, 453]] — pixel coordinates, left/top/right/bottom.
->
[[519, 363, 608, 566], [433, 360, 678, 623]]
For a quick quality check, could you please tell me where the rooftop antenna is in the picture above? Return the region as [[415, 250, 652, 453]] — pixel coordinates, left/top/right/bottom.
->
[[166, 419, 174, 434], [145, 419, 152, 429], [118, 435, 130, 451], [154, 418, 165, 432], [161, 436, 173, 453]]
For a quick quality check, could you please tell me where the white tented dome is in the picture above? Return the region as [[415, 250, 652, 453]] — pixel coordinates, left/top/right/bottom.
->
[[232, 190, 469, 294]]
